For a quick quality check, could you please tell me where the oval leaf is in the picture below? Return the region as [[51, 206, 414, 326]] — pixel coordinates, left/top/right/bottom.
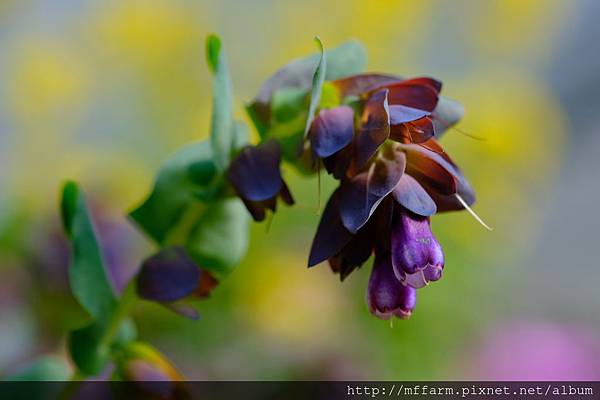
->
[[129, 141, 216, 244], [186, 198, 250, 279], [206, 34, 235, 171], [61, 181, 117, 320], [303, 37, 327, 138]]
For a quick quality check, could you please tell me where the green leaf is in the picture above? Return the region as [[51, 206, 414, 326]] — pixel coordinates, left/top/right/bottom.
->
[[206, 34, 235, 172], [185, 198, 250, 279], [68, 315, 137, 376], [319, 81, 341, 109], [256, 39, 367, 105], [60, 181, 117, 320], [271, 87, 308, 123], [68, 319, 111, 376], [129, 141, 217, 244], [111, 317, 138, 350], [247, 39, 366, 142], [231, 120, 250, 152], [5, 356, 70, 381], [304, 36, 327, 138], [323, 40, 367, 81], [205, 34, 221, 73]]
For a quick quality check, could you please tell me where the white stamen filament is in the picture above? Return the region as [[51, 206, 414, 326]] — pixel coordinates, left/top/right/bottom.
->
[[455, 193, 493, 231]]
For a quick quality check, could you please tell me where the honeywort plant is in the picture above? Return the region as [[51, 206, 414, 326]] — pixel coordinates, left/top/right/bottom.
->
[[8, 35, 485, 387]]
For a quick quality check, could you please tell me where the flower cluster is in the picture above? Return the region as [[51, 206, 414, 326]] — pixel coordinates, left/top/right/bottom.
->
[[306, 74, 477, 320]]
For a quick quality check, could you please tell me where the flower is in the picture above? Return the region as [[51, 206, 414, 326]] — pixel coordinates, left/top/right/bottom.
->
[[367, 252, 417, 320], [390, 208, 444, 289], [307, 73, 480, 320], [227, 139, 294, 221], [136, 246, 218, 319]]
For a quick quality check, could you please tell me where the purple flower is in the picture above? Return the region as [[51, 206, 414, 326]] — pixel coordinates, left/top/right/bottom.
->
[[390, 209, 444, 289], [306, 73, 479, 320], [367, 252, 416, 320], [227, 139, 294, 221], [136, 247, 218, 319]]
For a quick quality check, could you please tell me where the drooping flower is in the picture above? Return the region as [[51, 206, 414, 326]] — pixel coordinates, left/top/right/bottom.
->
[[367, 251, 417, 320], [307, 73, 482, 320], [136, 246, 218, 319], [227, 139, 294, 221], [390, 208, 444, 289]]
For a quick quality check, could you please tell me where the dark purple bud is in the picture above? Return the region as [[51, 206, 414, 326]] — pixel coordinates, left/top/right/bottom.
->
[[227, 140, 283, 202], [367, 253, 416, 320], [308, 190, 353, 267], [390, 209, 444, 289], [310, 105, 355, 158], [392, 173, 437, 217], [339, 146, 405, 233], [137, 247, 200, 302]]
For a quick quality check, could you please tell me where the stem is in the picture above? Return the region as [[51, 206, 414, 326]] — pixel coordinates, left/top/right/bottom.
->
[[100, 280, 138, 348], [65, 280, 138, 382]]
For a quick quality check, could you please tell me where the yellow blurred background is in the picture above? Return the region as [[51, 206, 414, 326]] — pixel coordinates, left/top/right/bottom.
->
[[2, 0, 599, 380]]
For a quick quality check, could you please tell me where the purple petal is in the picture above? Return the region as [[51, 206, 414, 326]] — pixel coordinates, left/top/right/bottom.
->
[[390, 210, 444, 276], [328, 217, 377, 280], [423, 263, 443, 282], [227, 140, 283, 202], [163, 301, 200, 320], [389, 117, 436, 144], [310, 106, 355, 158], [393, 173, 437, 217], [339, 147, 405, 233], [398, 270, 429, 289], [308, 190, 354, 267], [353, 89, 390, 171], [389, 105, 430, 124], [278, 181, 295, 205], [322, 145, 353, 179], [137, 247, 200, 302], [402, 140, 476, 209], [367, 254, 417, 320]]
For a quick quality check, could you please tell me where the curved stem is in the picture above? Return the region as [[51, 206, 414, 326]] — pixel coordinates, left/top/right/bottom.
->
[[100, 280, 138, 349]]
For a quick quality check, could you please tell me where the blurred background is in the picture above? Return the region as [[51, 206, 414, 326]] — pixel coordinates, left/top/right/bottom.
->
[[1, 0, 599, 380]]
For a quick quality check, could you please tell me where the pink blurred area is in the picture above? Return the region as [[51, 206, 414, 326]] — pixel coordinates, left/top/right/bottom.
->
[[466, 321, 600, 381]]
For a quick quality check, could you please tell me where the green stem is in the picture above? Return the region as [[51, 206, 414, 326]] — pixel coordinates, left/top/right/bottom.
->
[[66, 280, 138, 382], [100, 280, 138, 349]]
